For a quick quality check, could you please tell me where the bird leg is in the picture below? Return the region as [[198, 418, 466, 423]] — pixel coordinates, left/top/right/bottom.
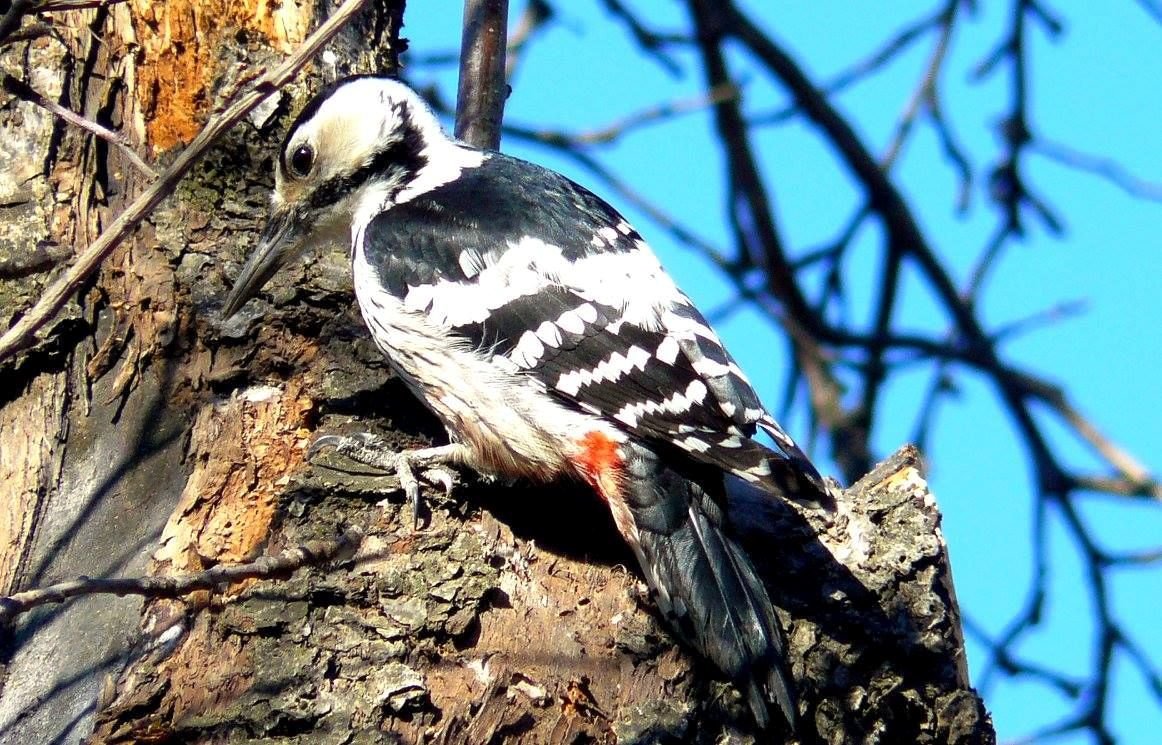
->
[[308, 433, 467, 528]]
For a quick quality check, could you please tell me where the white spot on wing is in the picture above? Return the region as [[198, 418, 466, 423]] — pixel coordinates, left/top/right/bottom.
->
[[407, 237, 571, 329], [661, 309, 721, 342], [612, 378, 709, 429], [617, 406, 639, 427], [656, 336, 680, 364], [556, 308, 586, 335], [748, 460, 772, 476], [535, 320, 562, 348], [680, 436, 711, 453], [458, 249, 485, 278], [556, 368, 589, 396], [625, 345, 651, 371], [576, 302, 598, 324], [556, 344, 649, 398], [591, 347, 649, 385], [510, 330, 547, 368], [691, 356, 732, 377], [568, 248, 682, 331]]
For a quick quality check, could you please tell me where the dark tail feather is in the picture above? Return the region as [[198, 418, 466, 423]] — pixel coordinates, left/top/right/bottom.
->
[[619, 442, 795, 730], [707, 435, 835, 511]]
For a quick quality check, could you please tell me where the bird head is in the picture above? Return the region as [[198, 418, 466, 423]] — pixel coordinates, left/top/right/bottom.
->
[[220, 76, 448, 319]]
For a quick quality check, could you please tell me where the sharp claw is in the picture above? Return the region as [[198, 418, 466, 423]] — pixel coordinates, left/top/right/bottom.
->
[[387, 452, 423, 532], [307, 435, 462, 531], [309, 431, 387, 461], [411, 488, 422, 531], [423, 468, 455, 498], [307, 433, 345, 460]]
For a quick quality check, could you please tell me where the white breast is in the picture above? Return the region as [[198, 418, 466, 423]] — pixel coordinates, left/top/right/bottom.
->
[[350, 245, 622, 483]]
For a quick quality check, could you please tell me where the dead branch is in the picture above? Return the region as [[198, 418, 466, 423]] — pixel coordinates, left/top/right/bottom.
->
[[2, 72, 156, 178], [0, 530, 362, 624], [0, 0, 371, 364]]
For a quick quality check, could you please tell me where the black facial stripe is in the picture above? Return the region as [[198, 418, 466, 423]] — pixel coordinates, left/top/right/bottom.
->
[[304, 105, 429, 212]]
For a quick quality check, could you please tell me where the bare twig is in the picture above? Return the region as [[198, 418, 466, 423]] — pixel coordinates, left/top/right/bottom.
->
[[0, 0, 371, 364], [0, 0, 35, 46], [879, 1, 959, 170], [1071, 474, 1162, 500], [455, 0, 509, 149], [1023, 380, 1157, 490], [0, 529, 362, 624], [501, 121, 736, 269], [1135, 0, 1162, 23], [3, 73, 156, 179], [750, 7, 946, 127], [504, 0, 552, 80], [0, 0, 126, 44], [32, 0, 126, 9], [1031, 137, 1162, 202], [929, 98, 974, 211], [599, 0, 688, 76], [1104, 546, 1162, 565], [513, 84, 737, 147], [990, 298, 1088, 343]]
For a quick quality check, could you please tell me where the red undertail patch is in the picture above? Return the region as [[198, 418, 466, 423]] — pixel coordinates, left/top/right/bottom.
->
[[576, 430, 623, 500]]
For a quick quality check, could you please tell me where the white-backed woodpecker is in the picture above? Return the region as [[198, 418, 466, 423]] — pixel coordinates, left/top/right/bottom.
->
[[222, 76, 835, 731]]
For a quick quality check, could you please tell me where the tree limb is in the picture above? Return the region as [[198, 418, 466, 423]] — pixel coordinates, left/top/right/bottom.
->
[[0, 0, 371, 364], [455, 0, 509, 149]]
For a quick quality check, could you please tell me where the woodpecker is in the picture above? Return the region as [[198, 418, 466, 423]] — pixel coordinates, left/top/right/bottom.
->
[[222, 76, 834, 730]]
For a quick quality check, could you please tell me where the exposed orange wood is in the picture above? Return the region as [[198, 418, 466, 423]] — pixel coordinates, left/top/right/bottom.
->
[[129, 0, 312, 152]]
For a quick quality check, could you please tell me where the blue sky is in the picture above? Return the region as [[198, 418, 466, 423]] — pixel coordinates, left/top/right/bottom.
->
[[402, 2, 1162, 741]]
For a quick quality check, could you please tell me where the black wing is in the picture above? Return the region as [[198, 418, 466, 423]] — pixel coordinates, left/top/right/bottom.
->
[[362, 151, 829, 502]]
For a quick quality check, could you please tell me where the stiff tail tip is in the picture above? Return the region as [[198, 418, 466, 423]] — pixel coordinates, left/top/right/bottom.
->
[[619, 442, 798, 731]]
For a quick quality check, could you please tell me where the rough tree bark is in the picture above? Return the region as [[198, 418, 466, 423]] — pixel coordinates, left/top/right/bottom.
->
[[0, 2, 994, 743]]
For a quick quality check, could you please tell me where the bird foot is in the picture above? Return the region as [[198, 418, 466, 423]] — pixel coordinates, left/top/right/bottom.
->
[[308, 433, 464, 529]]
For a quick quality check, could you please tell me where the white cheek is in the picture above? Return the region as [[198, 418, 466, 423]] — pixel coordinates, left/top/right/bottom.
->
[[322, 119, 387, 176]]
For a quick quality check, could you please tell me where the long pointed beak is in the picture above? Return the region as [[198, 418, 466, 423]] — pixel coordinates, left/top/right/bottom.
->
[[221, 206, 306, 320]]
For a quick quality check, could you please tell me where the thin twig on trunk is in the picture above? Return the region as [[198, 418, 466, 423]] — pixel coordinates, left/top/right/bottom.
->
[[0, 530, 362, 624], [0, 0, 371, 364]]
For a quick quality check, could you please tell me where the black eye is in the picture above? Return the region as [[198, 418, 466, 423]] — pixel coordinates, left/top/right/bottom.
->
[[288, 143, 314, 178]]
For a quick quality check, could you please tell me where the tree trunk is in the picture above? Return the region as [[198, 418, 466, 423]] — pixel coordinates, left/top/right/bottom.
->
[[0, 2, 993, 743]]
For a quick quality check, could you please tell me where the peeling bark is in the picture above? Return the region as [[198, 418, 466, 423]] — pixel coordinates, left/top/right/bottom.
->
[[0, 2, 992, 744]]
